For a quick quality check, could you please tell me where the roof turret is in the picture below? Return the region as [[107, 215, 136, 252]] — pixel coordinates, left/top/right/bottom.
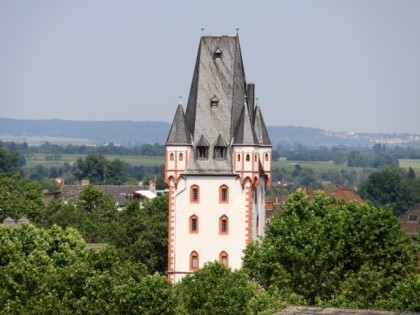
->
[[233, 103, 258, 145], [254, 105, 271, 146], [166, 104, 191, 145]]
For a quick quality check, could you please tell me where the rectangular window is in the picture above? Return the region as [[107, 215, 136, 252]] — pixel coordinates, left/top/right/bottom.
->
[[191, 255, 198, 269], [191, 218, 197, 231], [221, 189, 227, 202], [192, 188, 198, 201], [221, 255, 227, 266], [221, 219, 227, 232]]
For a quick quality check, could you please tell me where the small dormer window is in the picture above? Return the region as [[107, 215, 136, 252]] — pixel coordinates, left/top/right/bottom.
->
[[214, 146, 226, 159], [197, 146, 208, 159], [214, 48, 222, 60], [210, 96, 219, 108]]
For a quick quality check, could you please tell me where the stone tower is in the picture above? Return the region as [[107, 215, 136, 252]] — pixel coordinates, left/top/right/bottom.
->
[[165, 35, 271, 282]]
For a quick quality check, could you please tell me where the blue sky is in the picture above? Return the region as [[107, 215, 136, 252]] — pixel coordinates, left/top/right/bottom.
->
[[1, 0, 419, 133]]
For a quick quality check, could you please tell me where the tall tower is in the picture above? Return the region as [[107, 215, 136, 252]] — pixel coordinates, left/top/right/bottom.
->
[[165, 35, 271, 282]]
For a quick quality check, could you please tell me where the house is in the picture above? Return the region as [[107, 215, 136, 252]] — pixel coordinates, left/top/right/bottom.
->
[[399, 204, 420, 240], [266, 186, 364, 220], [165, 35, 272, 282], [44, 178, 154, 211]]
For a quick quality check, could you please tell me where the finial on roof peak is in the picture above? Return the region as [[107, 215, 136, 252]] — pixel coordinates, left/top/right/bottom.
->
[[201, 27, 205, 35], [178, 96, 182, 105], [256, 97, 259, 106], [236, 28, 239, 36]]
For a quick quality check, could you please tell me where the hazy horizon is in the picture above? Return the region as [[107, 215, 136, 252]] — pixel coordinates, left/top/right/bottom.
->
[[1, 1, 419, 134]]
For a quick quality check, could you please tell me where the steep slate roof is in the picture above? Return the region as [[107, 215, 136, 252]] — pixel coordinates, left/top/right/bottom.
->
[[254, 105, 271, 145], [233, 103, 258, 145], [166, 104, 191, 145], [167, 35, 271, 174], [274, 306, 419, 315]]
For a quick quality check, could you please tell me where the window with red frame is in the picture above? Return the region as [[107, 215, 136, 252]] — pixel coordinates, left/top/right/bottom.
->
[[219, 185, 229, 203], [219, 215, 229, 235], [189, 215, 198, 233], [190, 185, 199, 203], [190, 251, 199, 271], [219, 251, 229, 267]]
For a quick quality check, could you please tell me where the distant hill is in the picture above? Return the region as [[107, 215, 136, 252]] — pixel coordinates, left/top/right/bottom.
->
[[0, 118, 419, 147]]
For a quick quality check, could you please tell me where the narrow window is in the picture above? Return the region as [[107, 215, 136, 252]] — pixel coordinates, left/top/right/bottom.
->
[[179, 153, 183, 161], [256, 215, 259, 235], [169, 153, 174, 161], [189, 215, 199, 233], [219, 185, 229, 203], [255, 154, 258, 161], [190, 251, 199, 271], [265, 153, 269, 161], [219, 251, 229, 267], [237, 154, 241, 162], [190, 185, 200, 203], [197, 146, 208, 159], [219, 215, 229, 235], [214, 147, 226, 159], [246, 154, 250, 161]]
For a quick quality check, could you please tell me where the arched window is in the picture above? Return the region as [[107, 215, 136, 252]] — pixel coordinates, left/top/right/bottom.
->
[[219, 185, 229, 203], [237, 154, 241, 162], [219, 251, 229, 267], [265, 153, 269, 161], [255, 154, 258, 161], [190, 251, 199, 271], [190, 185, 200, 203], [246, 154, 250, 161], [219, 215, 229, 235], [189, 215, 199, 233], [169, 153, 174, 161], [179, 153, 183, 161]]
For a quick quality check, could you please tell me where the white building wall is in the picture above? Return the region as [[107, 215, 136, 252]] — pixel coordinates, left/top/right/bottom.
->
[[172, 176, 247, 282]]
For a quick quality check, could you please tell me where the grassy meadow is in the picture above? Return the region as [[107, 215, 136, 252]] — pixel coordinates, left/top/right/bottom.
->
[[24, 153, 420, 176]]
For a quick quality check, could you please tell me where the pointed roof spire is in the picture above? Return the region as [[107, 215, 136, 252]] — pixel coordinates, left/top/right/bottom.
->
[[254, 102, 271, 146], [233, 102, 258, 145], [215, 134, 227, 147], [197, 134, 210, 147], [166, 103, 192, 145]]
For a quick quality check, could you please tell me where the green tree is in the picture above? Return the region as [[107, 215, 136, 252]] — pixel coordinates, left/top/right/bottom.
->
[[0, 144, 20, 176], [114, 195, 168, 274], [358, 166, 414, 216], [176, 261, 275, 315], [0, 224, 177, 314], [76, 153, 126, 185], [0, 173, 45, 222], [243, 190, 417, 308]]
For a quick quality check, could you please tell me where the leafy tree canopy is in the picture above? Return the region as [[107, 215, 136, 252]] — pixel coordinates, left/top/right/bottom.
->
[[0, 224, 177, 314], [243, 190, 418, 309], [358, 166, 418, 216], [0, 173, 45, 223], [75, 153, 126, 185]]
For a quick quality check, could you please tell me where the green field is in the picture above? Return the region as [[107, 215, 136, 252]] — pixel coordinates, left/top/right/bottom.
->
[[24, 154, 165, 169], [24, 153, 420, 175], [399, 159, 420, 174]]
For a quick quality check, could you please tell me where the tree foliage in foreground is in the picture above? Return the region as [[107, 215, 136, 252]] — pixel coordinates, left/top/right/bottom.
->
[[243, 190, 418, 310], [0, 224, 176, 315], [45, 186, 169, 273], [176, 261, 284, 315]]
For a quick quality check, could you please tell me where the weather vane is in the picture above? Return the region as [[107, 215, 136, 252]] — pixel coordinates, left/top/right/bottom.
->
[[236, 28, 239, 35], [201, 27, 205, 35], [178, 96, 182, 105]]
